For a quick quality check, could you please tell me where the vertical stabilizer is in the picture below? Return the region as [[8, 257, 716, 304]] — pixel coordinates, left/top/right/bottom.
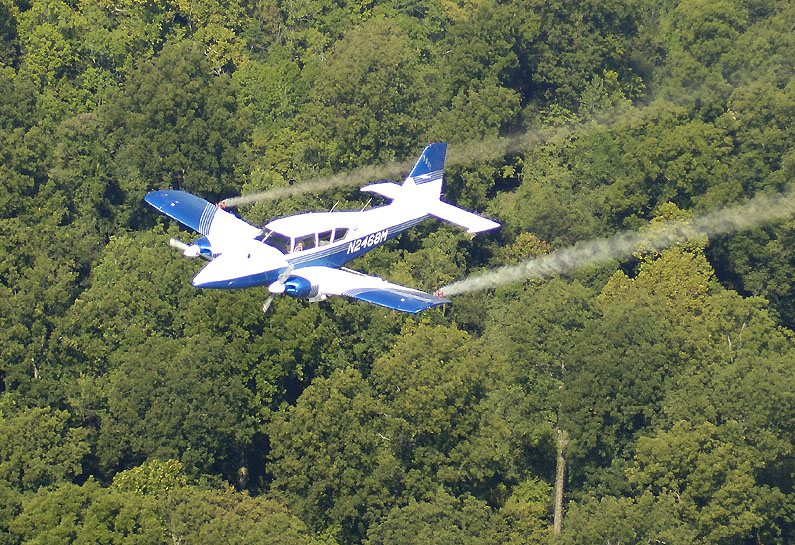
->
[[405, 142, 447, 184], [403, 142, 447, 200], [360, 142, 499, 233]]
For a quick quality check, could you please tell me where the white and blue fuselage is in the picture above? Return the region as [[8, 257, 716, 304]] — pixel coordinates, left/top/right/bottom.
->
[[190, 205, 430, 290], [145, 143, 500, 313]]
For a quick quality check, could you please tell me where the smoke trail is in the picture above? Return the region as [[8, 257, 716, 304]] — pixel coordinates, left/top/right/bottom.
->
[[220, 161, 411, 207], [219, 129, 559, 208], [219, 108, 645, 208], [217, 143, 525, 208], [438, 189, 795, 297]]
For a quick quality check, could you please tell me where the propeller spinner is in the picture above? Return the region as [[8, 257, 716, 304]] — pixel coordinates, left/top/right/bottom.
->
[[262, 263, 295, 313]]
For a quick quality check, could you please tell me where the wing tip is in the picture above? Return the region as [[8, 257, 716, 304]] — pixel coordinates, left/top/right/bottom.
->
[[466, 219, 501, 234]]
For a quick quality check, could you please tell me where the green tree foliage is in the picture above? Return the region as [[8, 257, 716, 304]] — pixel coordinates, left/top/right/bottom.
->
[[9, 479, 141, 544], [15, 0, 82, 87], [299, 17, 434, 170], [499, 477, 553, 545], [100, 40, 251, 203], [662, 0, 747, 110], [0, 403, 90, 492], [160, 484, 315, 545], [431, 82, 521, 144], [0, 481, 21, 545], [1, 0, 794, 543], [369, 324, 511, 499], [111, 459, 189, 496], [560, 300, 685, 464], [710, 220, 795, 329], [500, 136, 617, 245], [440, 0, 537, 110], [483, 278, 597, 488], [48, 110, 130, 237], [7, 477, 314, 545], [51, 229, 199, 375], [269, 324, 541, 542], [268, 367, 395, 540], [0, 215, 95, 398], [0, 0, 19, 68], [233, 56, 305, 139], [628, 420, 789, 545], [387, 227, 470, 291], [96, 335, 258, 480], [0, 67, 39, 217], [485, 278, 595, 385], [365, 490, 501, 545], [560, 491, 696, 545]]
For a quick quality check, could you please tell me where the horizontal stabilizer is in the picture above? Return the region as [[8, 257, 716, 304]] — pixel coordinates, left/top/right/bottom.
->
[[361, 182, 403, 201], [427, 200, 500, 233]]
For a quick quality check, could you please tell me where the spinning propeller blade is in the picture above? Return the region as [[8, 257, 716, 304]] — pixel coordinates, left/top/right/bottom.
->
[[262, 296, 274, 313], [169, 238, 190, 252], [262, 264, 295, 314]]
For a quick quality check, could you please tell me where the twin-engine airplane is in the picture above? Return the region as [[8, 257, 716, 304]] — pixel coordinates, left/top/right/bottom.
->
[[144, 142, 499, 314]]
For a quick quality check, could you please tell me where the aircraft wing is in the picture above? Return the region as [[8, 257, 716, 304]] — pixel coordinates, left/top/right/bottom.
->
[[144, 190, 260, 240], [295, 266, 450, 313]]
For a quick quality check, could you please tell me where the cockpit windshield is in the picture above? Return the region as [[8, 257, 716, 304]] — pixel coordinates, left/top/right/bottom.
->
[[255, 229, 291, 254]]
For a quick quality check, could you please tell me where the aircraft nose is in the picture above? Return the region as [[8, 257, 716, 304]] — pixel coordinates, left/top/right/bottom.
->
[[191, 241, 287, 289], [191, 256, 237, 288]]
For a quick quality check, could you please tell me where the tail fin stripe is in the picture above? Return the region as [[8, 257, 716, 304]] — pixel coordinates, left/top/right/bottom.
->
[[412, 169, 444, 184], [407, 143, 447, 181]]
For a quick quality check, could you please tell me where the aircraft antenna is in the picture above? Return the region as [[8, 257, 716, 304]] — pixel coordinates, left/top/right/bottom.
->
[[360, 198, 372, 211]]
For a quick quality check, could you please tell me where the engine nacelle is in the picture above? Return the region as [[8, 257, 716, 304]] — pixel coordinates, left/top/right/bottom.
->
[[283, 276, 320, 299], [193, 236, 215, 259]]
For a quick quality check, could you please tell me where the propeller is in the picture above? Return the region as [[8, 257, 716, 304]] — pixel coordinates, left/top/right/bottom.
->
[[169, 237, 190, 252], [169, 238, 205, 259], [262, 263, 295, 313]]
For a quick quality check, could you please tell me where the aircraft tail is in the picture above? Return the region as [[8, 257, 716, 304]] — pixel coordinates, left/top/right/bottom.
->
[[361, 142, 499, 234], [404, 141, 447, 195]]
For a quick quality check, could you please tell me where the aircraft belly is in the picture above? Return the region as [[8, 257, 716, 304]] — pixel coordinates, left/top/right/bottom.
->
[[192, 270, 280, 289]]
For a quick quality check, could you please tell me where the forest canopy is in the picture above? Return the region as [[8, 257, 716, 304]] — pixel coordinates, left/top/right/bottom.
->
[[1, 0, 793, 543]]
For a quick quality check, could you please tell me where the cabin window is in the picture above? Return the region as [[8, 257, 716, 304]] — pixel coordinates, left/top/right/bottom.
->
[[334, 228, 349, 241], [294, 234, 316, 252], [318, 230, 333, 247], [256, 230, 291, 254]]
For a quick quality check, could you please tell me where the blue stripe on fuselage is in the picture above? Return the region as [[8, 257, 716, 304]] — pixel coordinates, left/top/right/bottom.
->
[[200, 216, 428, 289], [286, 216, 428, 269], [193, 268, 284, 289]]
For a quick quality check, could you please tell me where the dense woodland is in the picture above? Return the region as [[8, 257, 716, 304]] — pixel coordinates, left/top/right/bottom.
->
[[1, 0, 794, 543]]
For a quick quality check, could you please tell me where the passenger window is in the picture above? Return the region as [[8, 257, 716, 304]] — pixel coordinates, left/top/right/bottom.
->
[[334, 228, 349, 241], [293, 234, 316, 252], [318, 230, 333, 247]]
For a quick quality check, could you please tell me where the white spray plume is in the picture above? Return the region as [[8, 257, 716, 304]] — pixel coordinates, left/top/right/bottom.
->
[[217, 115, 627, 208], [220, 161, 410, 207], [218, 99, 675, 209], [438, 189, 795, 297]]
